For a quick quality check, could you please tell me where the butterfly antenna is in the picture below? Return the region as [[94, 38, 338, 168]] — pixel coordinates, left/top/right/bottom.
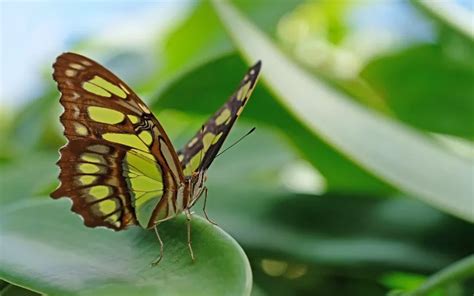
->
[[216, 127, 256, 158]]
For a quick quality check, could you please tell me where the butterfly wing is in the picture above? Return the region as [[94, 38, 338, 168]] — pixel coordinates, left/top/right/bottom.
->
[[177, 61, 261, 176], [51, 52, 185, 230]]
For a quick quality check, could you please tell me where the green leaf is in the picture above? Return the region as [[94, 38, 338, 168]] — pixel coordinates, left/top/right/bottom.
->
[[405, 255, 474, 296], [0, 153, 57, 206], [211, 0, 474, 222], [7, 89, 62, 154], [381, 272, 444, 296], [0, 199, 252, 296], [381, 272, 430, 292], [362, 44, 474, 139]]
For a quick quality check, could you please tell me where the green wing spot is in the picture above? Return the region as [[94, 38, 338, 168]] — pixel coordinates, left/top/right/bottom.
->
[[103, 133, 149, 152], [89, 76, 127, 98], [184, 153, 201, 176], [82, 82, 112, 97], [88, 106, 125, 124]]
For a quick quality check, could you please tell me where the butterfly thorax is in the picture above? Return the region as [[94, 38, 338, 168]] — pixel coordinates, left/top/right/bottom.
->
[[187, 170, 207, 208], [147, 171, 205, 228]]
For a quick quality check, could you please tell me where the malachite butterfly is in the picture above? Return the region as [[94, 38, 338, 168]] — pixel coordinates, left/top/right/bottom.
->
[[51, 52, 261, 264]]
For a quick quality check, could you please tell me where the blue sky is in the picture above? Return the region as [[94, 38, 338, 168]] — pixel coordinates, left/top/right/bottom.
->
[[0, 1, 189, 109]]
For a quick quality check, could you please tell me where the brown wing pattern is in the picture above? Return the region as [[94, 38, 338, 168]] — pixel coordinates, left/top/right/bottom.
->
[[51, 52, 184, 230], [51, 140, 137, 230], [178, 61, 261, 176]]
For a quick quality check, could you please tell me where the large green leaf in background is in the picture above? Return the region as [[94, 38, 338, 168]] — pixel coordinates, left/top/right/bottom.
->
[[210, 0, 473, 222], [0, 200, 251, 296], [362, 44, 474, 140], [4, 89, 62, 157]]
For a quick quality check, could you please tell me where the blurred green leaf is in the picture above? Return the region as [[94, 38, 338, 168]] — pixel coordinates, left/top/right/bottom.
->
[[7, 89, 62, 154], [381, 273, 435, 295], [0, 153, 57, 206], [207, 187, 473, 272], [0, 200, 251, 296], [211, 0, 474, 222], [362, 44, 474, 139], [404, 255, 474, 296], [250, 257, 387, 296]]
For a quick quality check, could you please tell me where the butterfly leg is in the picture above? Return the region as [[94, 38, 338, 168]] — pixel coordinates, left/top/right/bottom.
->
[[185, 209, 196, 262], [151, 225, 164, 266], [202, 187, 218, 226]]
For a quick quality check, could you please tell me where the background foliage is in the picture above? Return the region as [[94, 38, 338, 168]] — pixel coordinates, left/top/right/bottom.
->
[[0, 1, 473, 295]]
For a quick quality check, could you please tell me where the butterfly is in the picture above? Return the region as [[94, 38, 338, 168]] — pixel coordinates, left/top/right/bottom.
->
[[50, 52, 261, 264]]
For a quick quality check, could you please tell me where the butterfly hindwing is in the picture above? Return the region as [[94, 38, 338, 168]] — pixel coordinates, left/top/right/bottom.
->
[[51, 52, 185, 230], [178, 61, 261, 176], [51, 139, 137, 230]]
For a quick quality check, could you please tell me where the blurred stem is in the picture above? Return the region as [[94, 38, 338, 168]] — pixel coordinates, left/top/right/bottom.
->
[[408, 255, 474, 296]]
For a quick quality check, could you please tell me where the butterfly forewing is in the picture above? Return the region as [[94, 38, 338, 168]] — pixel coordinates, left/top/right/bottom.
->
[[51, 52, 184, 230], [177, 61, 261, 176]]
